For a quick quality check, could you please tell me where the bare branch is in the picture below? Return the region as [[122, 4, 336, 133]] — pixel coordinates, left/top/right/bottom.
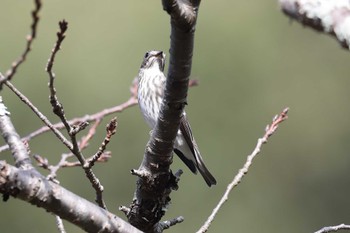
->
[[158, 216, 184, 231], [46, 20, 72, 136], [33, 151, 111, 181], [0, 81, 138, 153], [88, 117, 117, 168], [55, 215, 67, 233], [30, 114, 109, 178], [0, 98, 124, 230], [84, 118, 117, 209], [126, 0, 202, 231], [279, 0, 350, 49], [0, 78, 197, 153], [79, 119, 102, 151], [2, 79, 73, 150], [0, 0, 42, 85], [45, 20, 108, 209], [314, 223, 350, 233], [0, 97, 33, 169], [197, 108, 289, 233], [0, 161, 142, 233]]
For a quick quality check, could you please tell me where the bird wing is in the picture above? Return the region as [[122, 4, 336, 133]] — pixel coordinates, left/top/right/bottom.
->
[[179, 115, 217, 186], [179, 115, 196, 155]]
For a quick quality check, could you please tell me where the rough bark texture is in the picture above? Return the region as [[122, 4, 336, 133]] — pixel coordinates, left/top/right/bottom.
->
[[0, 161, 142, 233], [280, 0, 350, 49], [127, 0, 201, 232], [0, 97, 141, 233]]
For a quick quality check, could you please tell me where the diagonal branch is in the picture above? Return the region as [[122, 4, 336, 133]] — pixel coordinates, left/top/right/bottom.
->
[[0, 81, 138, 153], [314, 223, 350, 233], [197, 108, 289, 233], [0, 161, 142, 233], [0, 0, 42, 86], [0, 75, 74, 151], [0, 92, 140, 233], [0, 78, 199, 153], [126, 0, 201, 232], [279, 0, 350, 49]]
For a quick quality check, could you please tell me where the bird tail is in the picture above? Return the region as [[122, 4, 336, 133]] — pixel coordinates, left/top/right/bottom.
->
[[194, 147, 217, 187], [174, 148, 216, 187]]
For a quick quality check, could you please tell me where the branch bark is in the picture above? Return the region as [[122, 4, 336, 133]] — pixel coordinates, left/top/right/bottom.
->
[[279, 0, 350, 49], [125, 0, 201, 232], [0, 161, 142, 233], [0, 96, 32, 169], [0, 97, 141, 233], [314, 223, 350, 233]]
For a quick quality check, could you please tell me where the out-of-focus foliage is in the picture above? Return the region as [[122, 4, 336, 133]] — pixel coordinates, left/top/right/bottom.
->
[[0, 1, 349, 233]]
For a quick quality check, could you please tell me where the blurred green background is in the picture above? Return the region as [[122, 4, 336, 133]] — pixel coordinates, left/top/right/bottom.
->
[[1, 1, 350, 232]]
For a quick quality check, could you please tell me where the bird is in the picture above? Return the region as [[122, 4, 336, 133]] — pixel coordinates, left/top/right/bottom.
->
[[137, 50, 216, 187]]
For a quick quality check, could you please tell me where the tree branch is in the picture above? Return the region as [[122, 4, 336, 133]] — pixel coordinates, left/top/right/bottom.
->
[[45, 19, 109, 209], [314, 223, 350, 233], [279, 0, 350, 49], [0, 78, 197, 153], [197, 108, 289, 233], [1, 76, 74, 151], [0, 0, 42, 87], [0, 97, 140, 232], [126, 0, 201, 232], [55, 215, 67, 233], [0, 97, 33, 169], [0, 80, 138, 153], [0, 161, 142, 233]]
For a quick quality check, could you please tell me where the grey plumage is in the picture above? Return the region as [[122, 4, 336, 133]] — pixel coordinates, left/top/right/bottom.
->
[[137, 50, 216, 187]]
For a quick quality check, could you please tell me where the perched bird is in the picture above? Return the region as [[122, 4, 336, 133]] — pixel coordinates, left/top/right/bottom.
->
[[137, 50, 216, 187]]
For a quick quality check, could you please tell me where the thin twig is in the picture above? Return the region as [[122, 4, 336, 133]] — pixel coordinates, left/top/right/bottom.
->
[[55, 215, 67, 233], [0, 97, 137, 154], [197, 108, 289, 233], [158, 216, 184, 231], [33, 120, 105, 179], [0, 161, 143, 233], [87, 118, 117, 209], [315, 223, 350, 233], [34, 151, 111, 179], [88, 117, 117, 168], [45, 20, 108, 209], [2, 0, 42, 83], [3, 80, 73, 150], [0, 78, 198, 153], [79, 119, 102, 150], [45, 20, 87, 165], [46, 20, 71, 133]]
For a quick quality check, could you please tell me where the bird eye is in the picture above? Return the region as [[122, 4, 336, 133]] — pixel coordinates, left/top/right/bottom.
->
[[144, 52, 149, 58]]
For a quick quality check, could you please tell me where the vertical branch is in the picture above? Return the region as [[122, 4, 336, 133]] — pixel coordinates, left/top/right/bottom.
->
[[126, 0, 201, 232], [46, 20, 70, 131], [46, 20, 107, 210], [0, 96, 33, 169]]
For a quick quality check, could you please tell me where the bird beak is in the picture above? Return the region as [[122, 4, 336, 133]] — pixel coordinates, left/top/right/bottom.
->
[[155, 51, 164, 59], [155, 51, 165, 71]]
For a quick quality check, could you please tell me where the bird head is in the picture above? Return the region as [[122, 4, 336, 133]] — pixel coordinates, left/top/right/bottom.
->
[[140, 50, 165, 72]]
